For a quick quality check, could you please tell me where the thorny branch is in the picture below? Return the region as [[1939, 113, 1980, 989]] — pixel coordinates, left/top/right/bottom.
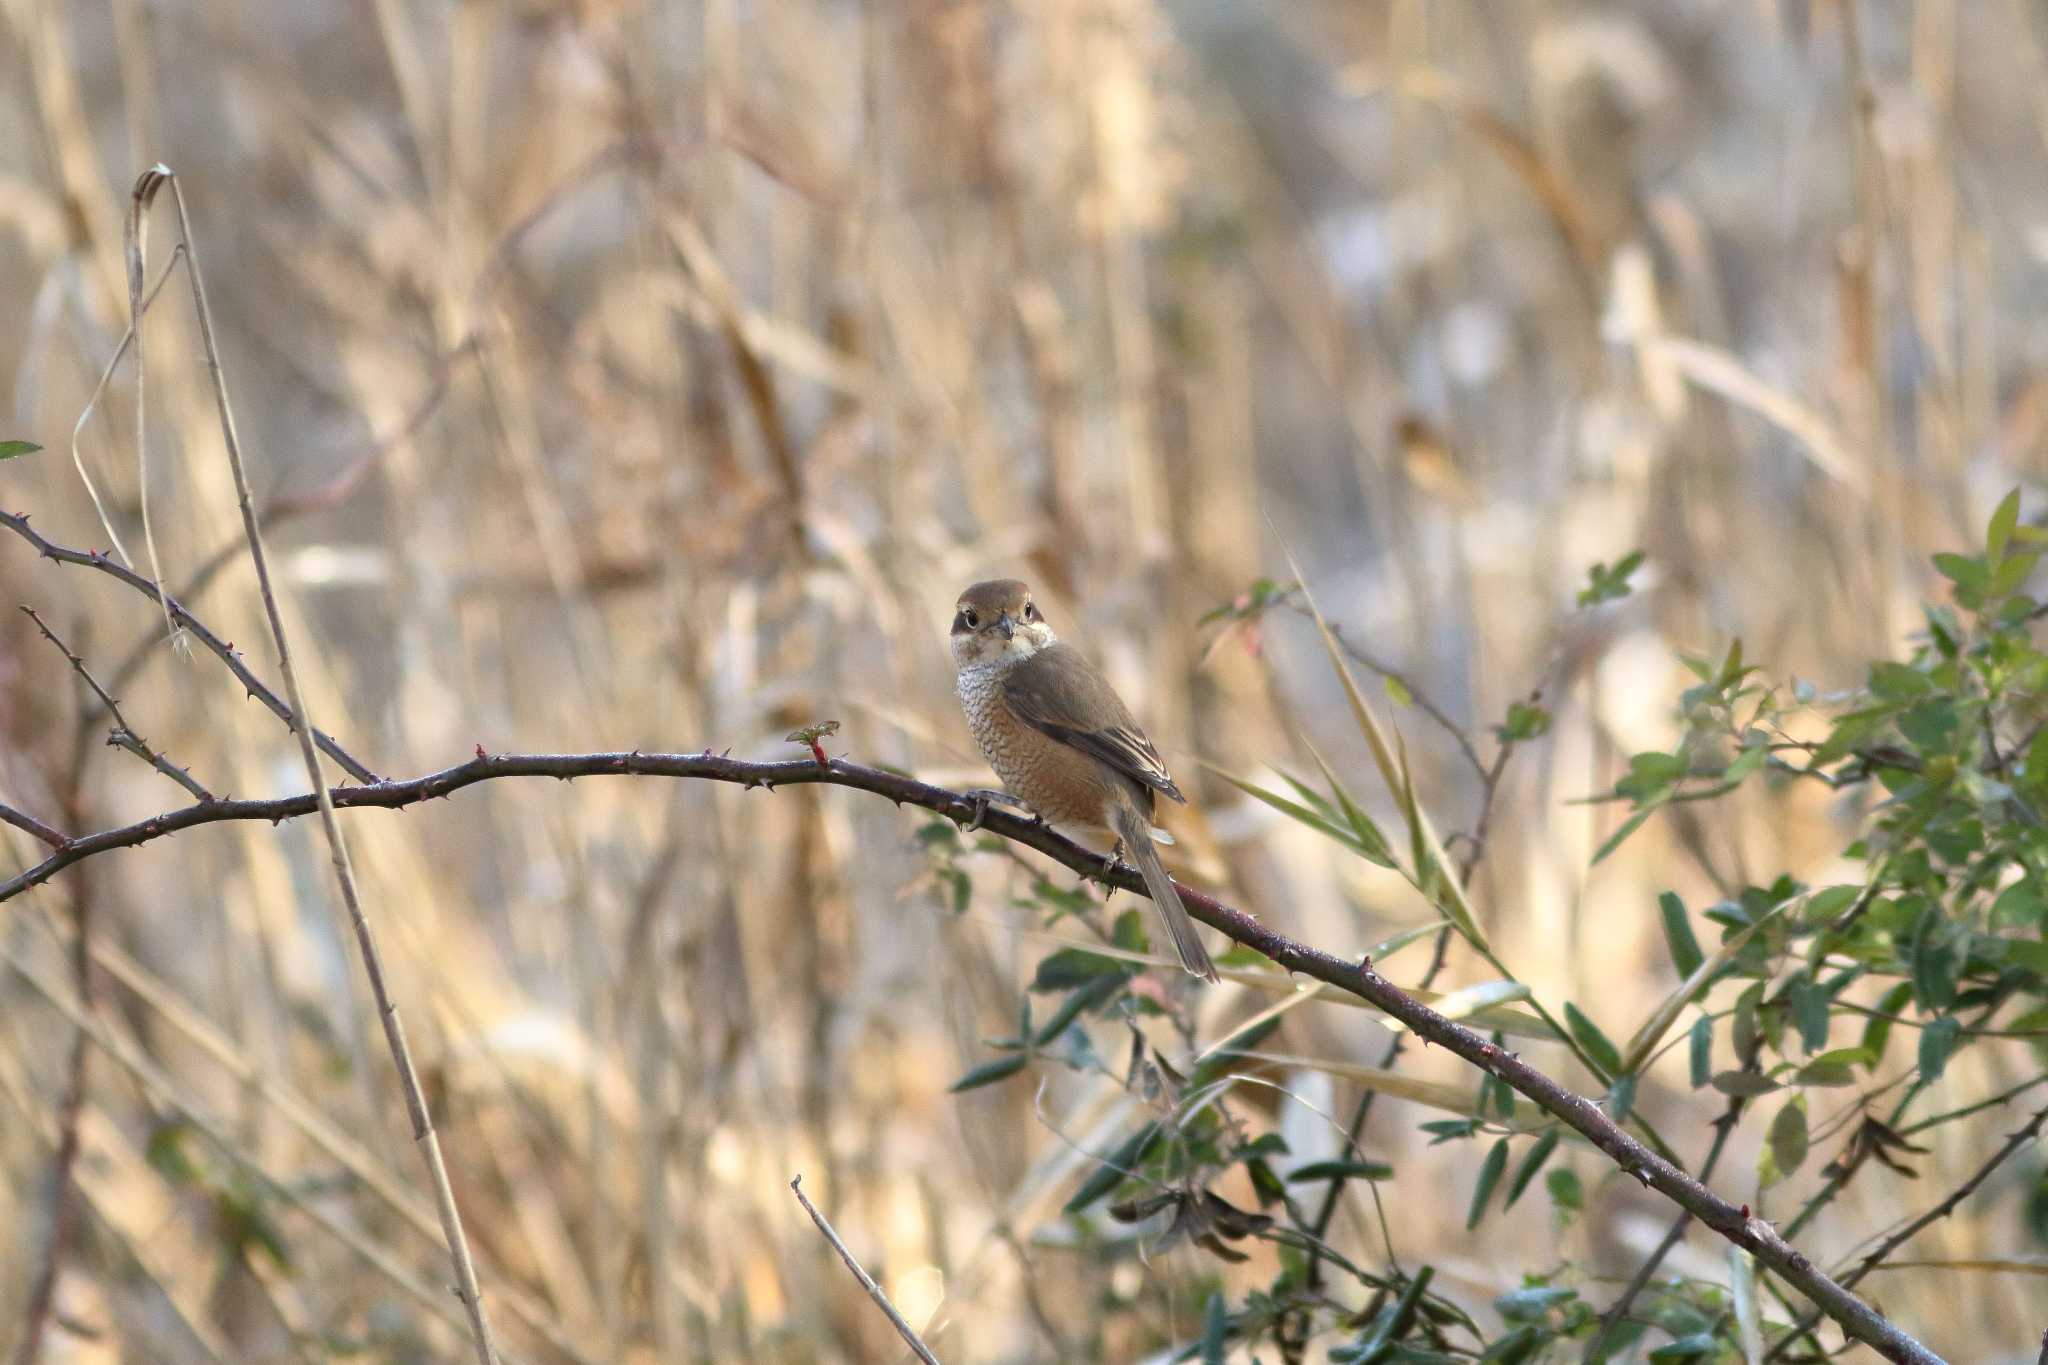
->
[[20, 606, 216, 802], [0, 741, 1943, 1363], [0, 515, 1945, 1364]]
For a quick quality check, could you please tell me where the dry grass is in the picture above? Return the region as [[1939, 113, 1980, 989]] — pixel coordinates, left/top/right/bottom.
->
[[2, 1, 2046, 1360]]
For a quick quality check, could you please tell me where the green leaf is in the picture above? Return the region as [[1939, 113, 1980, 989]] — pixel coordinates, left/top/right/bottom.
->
[[1032, 948, 1128, 992], [1689, 1015, 1713, 1088], [1208, 764, 1393, 867], [1063, 1122, 1162, 1214], [1303, 740, 1399, 869], [1991, 880, 2047, 929], [1730, 1245, 1764, 1364], [1990, 550, 2040, 599], [1788, 974, 1830, 1054], [1606, 1072, 1637, 1125], [1765, 1097, 1808, 1185], [1909, 905, 1960, 1012], [1565, 1003, 1622, 1079], [1591, 807, 1656, 866], [1031, 974, 1125, 1045], [1861, 981, 1913, 1064], [145, 1120, 202, 1184], [1503, 1129, 1560, 1209], [1917, 1016, 1962, 1084], [1545, 1166, 1582, 1213], [1498, 701, 1552, 743], [1201, 1290, 1227, 1365], [1288, 1158, 1394, 1183], [1869, 661, 1934, 699], [1989, 488, 2022, 564], [1658, 892, 1704, 977], [1794, 1058, 1859, 1087], [1648, 1332, 1717, 1362], [1466, 1137, 1510, 1230], [1710, 1071, 1781, 1098], [1495, 1285, 1576, 1322], [948, 1054, 1030, 1092], [1933, 551, 1986, 590], [1384, 675, 1413, 707], [0, 440, 41, 461]]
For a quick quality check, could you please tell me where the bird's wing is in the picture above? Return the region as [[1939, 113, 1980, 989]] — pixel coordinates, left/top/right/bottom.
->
[[1002, 643, 1186, 804]]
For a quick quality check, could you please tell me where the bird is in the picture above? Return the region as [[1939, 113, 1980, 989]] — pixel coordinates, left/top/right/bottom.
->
[[949, 579, 1217, 982]]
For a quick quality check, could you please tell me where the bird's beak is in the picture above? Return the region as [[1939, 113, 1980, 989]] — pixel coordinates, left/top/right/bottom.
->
[[996, 612, 1014, 640]]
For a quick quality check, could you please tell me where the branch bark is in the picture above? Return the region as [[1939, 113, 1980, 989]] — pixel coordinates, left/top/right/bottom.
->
[[0, 745, 1949, 1364]]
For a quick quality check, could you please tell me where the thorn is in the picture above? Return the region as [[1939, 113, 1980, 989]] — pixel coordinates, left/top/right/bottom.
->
[[474, 744, 488, 760], [1739, 1203, 1750, 1219]]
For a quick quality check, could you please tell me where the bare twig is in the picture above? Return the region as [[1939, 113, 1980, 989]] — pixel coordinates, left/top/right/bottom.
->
[[0, 739, 1947, 1364], [19, 607, 215, 802], [151, 165, 499, 1365], [0, 509, 379, 783], [789, 1175, 941, 1365], [0, 802, 68, 849]]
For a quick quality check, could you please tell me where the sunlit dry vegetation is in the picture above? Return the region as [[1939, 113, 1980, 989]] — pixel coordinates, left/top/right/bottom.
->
[[4, 1, 2048, 1361]]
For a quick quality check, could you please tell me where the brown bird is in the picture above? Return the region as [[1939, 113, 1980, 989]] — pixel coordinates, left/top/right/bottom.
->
[[950, 579, 1217, 982]]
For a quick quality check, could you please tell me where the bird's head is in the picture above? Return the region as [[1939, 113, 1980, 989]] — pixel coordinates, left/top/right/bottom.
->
[[950, 579, 1056, 670]]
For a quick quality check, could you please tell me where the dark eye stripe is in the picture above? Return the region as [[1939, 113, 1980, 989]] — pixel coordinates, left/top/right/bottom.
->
[[952, 611, 973, 632]]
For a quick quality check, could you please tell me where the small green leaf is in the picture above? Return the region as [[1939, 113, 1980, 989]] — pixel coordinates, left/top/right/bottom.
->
[[1689, 1015, 1713, 1088], [1989, 488, 2023, 563], [1658, 892, 1704, 977], [1564, 1003, 1623, 1079], [1910, 906, 1960, 1012], [1498, 701, 1552, 743], [1591, 807, 1656, 866], [1917, 1016, 1962, 1084], [1710, 1071, 1781, 1098], [1991, 880, 2046, 929], [1032, 948, 1128, 992], [1861, 981, 1914, 1065], [1287, 1158, 1394, 1183], [948, 1054, 1030, 1092], [0, 440, 42, 461], [1384, 675, 1414, 707], [1201, 1290, 1227, 1365], [1546, 1166, 1582, 1213], [1607, 1072, 1638, 1124], [1648, 1332, 1718, 1362], [1466, 1137, 1510, 1230], [1504, 1129, 1560, 1209], [1788, 974, 1830, 1054], [1495, 1285, 1577, 1321], [1765, 1097, 1809, 1185], [1063, 1122, 1162, 1214]]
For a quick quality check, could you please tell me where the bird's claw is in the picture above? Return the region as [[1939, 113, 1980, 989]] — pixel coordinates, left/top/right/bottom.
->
[[962, 788, 1026, 833]]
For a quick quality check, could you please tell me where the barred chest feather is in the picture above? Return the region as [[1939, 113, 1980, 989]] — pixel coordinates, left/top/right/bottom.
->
[[956, 659, 1112, 828]]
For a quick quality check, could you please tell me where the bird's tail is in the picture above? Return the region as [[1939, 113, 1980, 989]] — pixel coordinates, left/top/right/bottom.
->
[[1112, 802, 1217, 983]]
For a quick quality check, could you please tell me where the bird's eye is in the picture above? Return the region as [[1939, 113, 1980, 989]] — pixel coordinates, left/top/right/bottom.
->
[[1022, 603, 1038, 621], [962, 610, 979, 628]]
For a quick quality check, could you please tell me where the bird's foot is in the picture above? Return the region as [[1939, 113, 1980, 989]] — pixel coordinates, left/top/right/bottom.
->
[[962, 788, 1030, 832], [1099, 839, 1132, 897]]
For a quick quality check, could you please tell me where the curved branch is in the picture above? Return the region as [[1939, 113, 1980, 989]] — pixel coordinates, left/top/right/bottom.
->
[[0, 745, 1948, 1363]]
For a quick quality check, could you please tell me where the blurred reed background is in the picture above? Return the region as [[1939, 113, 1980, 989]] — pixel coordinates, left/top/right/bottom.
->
[[2, 0, 2046, 1359]]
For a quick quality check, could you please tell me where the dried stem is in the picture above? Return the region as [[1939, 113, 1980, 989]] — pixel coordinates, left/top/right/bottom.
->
[[150, 166, 499, 1365], [789, 1175, 942, 1365]]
